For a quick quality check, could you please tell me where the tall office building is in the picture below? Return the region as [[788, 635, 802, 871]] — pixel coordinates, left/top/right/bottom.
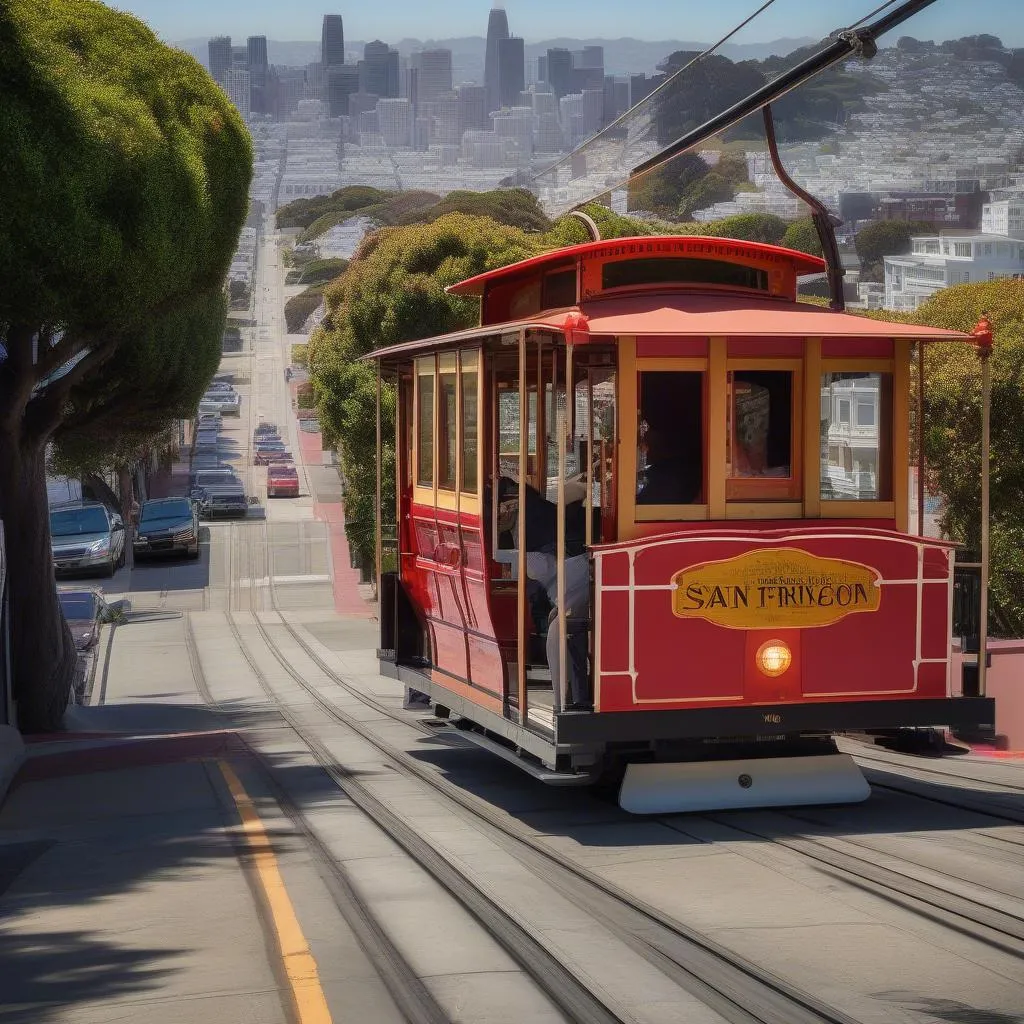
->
[[416, 49, 453, 104], [222, 68, 251, 119], [247, 36, 269, 115], [546, 47, 573, 99], [484, 6, 510, 114], [321, 15, 345, 68], [497, 36, 525, 109], [325, 64, 360, 117], [577, 45, 604, 69], [231, 46, 248, 67], [537, 55, 549, 86], [457, 83, 489, 132], [208, 36, 231, 84], [378, 98, 413, 147], [361, 40, 399, 98]]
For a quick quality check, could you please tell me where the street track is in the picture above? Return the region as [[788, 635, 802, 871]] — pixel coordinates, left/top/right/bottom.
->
[[193, 525, 868, 1024], [682, 813, 1024, 961]]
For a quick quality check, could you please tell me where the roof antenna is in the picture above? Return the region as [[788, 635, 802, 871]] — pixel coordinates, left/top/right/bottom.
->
[[568, 210, 601, 241], [762, 103, 845, 310]]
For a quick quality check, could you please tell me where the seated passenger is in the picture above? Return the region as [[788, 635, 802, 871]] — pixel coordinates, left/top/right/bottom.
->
[[498, 475, 591, 710], [637, 425, 701, 505]]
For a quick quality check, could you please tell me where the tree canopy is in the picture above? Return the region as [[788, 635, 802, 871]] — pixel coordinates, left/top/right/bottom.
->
[[0, 0, 252, 729], [855, 220, 935, 276], [309, 214, 546, 561], [914, 280, 1024, 634]]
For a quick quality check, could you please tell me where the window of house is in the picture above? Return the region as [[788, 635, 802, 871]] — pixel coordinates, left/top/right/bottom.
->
[[416, 363, 434, 487], [460, 353, 478, 493], [636, 371, 704, 505], [838, 399, 851, 423], [726, 369, 797, 500], [820, 372, 892, 501], [954, 242, 972, 258]]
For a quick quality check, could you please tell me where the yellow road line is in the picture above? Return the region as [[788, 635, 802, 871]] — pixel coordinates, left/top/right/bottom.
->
[[218, 759, 333, 1024]]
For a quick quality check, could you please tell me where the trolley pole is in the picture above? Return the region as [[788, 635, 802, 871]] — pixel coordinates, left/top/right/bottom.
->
[[973, 316, 993, 697]]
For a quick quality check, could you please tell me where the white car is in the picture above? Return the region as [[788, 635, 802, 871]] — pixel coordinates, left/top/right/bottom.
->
[[199, 392, 240, 416]]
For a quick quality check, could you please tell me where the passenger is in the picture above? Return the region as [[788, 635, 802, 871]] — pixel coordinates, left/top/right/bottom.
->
[[499, 475, 591, 710], [637, 423, 701, 505]]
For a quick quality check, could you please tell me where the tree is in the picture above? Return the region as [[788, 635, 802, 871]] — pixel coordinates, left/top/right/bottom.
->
[[702, 213, 789, 245], [0, 0, 251, 729], [781, 217, 824, 257], [854, 220, 935, 277], [913, 280, 1024, 634], [309, 214, 545, 562], [547, 204, 653, 246], [627, 151, 710, 219], [676, 172, 736, 219]]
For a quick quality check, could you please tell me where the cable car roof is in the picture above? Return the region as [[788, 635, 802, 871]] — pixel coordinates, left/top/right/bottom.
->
[[445, 236, 827, 296], [366, 292, 973, 365]]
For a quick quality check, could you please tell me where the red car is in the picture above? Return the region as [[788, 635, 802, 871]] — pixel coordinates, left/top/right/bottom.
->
[[266, 464, 299, 497]]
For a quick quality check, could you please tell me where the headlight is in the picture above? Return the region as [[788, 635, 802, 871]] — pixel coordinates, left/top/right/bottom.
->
[[90, 538, 110, 553], [173, 529, 194, 542]]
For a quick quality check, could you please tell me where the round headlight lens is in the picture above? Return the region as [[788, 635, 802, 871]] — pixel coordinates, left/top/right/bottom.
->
[[756, 640, 792, 678]]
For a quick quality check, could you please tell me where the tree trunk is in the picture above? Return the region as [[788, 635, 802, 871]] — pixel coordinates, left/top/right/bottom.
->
[[0, 437, 76, 732]]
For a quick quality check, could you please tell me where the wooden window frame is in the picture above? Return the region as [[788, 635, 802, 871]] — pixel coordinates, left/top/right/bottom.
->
[[413, 357, 435, 505]]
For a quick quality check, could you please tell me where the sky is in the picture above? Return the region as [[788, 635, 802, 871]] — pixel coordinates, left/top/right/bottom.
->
[[109, 0, 1023, 48]]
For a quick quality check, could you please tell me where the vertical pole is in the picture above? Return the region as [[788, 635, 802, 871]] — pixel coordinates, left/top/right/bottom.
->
[[917, 342, 926, 536], [978, 349, 991, 698], [517, 330, 528, 718], [973, 316, 994, 699], [586, 370, 594, 548], [556, 409, 567, 713], [375, 368, 383, 595]]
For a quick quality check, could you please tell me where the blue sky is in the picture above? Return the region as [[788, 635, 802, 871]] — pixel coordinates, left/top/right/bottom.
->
[[109, 0, 1022, 47]]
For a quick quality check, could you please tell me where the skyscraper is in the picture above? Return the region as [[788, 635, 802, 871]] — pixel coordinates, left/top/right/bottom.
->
[[546, 48, 573, 99], [497, 36, 525, 109], [208, 36, 231, 84], [416, 49, 453, 104], [248, 36, 269, 115], [360, 41, 399, 99], [321, 15, 345, 68], [325, 64, 360, 117], [484, 6, 510, 114]]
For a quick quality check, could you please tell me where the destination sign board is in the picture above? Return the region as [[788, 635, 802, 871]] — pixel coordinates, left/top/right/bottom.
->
[[671, 547, 881, 629]]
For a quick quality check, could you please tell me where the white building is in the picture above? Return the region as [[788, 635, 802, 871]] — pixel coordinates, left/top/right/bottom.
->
[[981, 197, 1024, 238], [883, 195, 1024, 311], [377, 98, 412, 148], [221, 68, 251, 120], [884, 231, 1024, 311]]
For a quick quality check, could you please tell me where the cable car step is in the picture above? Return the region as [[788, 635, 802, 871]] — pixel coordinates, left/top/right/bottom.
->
[[453, 725, 595, 786]]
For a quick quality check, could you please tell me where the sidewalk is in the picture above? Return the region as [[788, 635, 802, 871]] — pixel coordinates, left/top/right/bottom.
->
[[0, 729, 290, 1024], [295, 415, 374, 620]]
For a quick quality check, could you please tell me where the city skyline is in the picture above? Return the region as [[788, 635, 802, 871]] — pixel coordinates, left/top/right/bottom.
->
[[108, 0, 1024, 49]]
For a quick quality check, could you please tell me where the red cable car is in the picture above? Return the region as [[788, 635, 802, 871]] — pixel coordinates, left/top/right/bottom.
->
[[369, 234, 993, 813]]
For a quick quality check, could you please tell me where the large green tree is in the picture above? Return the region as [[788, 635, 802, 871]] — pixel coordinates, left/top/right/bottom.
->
[[914, 280, 1024, 634], [309, 214, 545, 562], [0, 0, 251, 729]]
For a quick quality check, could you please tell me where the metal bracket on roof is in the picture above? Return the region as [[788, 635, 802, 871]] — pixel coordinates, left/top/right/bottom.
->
[[763, 104, 846, 312], [836, 27, 879, 61]]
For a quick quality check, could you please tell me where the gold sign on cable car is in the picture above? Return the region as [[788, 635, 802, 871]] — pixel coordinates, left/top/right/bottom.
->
[[671, 548, 881, 629]]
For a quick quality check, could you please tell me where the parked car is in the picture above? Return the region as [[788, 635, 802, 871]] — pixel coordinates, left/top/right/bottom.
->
[[191, 468, 241, 497], [198, 485, 249, 519], [254, 446, 290, 466], [133, 497, 201, 560], [197, 412, 222, 428], [194, 430, 220, 454], [206, 381, 235, 393], [57, 587, 118, 652], [266, 464, 300, 498], [50, 503, 126, 578], [199, 392, 240, 416], [253, 422, 278, 438]]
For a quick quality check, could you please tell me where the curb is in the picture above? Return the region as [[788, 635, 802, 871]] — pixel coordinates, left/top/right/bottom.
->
[[0, 725, 26, 806]]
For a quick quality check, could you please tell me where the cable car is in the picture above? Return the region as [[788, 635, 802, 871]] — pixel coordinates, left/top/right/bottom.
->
[[369, 234, 994, 813]]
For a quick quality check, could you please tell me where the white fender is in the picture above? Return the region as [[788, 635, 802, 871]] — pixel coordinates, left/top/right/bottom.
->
[[619, 753, 870, 815]]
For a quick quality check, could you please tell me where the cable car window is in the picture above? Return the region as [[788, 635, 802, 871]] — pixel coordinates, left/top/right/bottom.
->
[[602, 258, 768, 293], [636, 371, 704, 505], [541, 268, 577, 310], [461, 359, 478, 493], [820, 372, 893, 501], [438, 369, 457, 490], [416, 371, 434, 487], [726, 370, 796, 499]]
